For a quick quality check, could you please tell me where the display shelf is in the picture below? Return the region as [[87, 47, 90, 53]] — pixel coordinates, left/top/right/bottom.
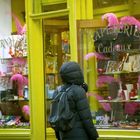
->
[[1, 99, 29, 102], [100, 71, 140, 75], [99, 99, 140, 103], [0, 56, 27, 59]]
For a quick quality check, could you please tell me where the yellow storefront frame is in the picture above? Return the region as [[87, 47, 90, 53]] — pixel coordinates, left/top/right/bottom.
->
[[1, 0, 140, 140], [25, 0, 73, 140], [25, 0, 140, 140]]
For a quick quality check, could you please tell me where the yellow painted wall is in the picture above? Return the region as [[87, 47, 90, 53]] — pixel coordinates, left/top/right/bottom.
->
[[11, 0, 25, 33]]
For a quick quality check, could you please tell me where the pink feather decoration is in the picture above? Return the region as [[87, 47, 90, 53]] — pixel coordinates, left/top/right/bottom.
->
[[22, 105, 30, 120], [12, 13, 26, 35], [10, 73, 28, 90], [96, 75, 119, 87], [120, 16, 140, 29], [84, 52, 109, 60], [102, 13, 119, 27], [21, 24, 26, 34], [87, 93, 111, 111], [22, 105, 30, 115]]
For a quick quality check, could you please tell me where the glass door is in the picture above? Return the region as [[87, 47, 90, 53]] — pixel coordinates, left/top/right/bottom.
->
[[42, 18, 71, 128]]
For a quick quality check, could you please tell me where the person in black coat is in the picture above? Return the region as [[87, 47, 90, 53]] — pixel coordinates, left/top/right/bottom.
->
[[53, 61, 99, 140]]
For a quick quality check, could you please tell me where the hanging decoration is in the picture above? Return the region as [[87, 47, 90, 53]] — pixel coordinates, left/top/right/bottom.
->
[[12, 13, 26, 35], [102, 13, 119, 27]]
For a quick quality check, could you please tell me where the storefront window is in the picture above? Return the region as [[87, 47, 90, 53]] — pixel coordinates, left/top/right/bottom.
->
[[0, 0, 29, 129], [77, 19, 140, 130], [93, 0, 129, 9], [42, 2, 67, 13], [32, 0, 67, 14], [43, 18, 70, 128]]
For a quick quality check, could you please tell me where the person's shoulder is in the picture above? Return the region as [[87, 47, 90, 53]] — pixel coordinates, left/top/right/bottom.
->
[[70, 84, 86, 97], [71, 84, 84, 91]]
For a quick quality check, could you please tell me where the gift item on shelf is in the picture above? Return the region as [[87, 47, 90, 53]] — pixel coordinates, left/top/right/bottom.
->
[[10, 73, 28, 98]]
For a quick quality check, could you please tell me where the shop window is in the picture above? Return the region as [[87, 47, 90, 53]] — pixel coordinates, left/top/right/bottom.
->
[[77, 18, 140, 130], [0, 35, 29, 128], [93, 0, 129, 9], [43, 19, 70, 128], [0, 0, 29, 129], [42, 2, 67, 12]]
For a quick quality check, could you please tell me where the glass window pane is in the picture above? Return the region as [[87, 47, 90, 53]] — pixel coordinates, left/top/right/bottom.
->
[[42, 2, 67, 12], [43, 18, 70, 128], [93, 0, 129, 9], [77, 20, 140, 130], [0, 0, 29, 129]]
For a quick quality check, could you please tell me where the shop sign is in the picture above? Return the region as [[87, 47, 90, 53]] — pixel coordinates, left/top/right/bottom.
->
[[94, 25, 140, 53], [0, 35, 26, 58]]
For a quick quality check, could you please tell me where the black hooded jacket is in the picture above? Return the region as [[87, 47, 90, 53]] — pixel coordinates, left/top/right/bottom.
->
[[55, 61, 99, 140]]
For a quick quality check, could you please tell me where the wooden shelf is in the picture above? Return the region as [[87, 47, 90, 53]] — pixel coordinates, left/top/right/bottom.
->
[[99, 99, 140, 103]]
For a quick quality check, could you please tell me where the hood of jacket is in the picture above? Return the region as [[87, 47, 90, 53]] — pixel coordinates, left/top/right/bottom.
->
[[60, 61, 84, 85]]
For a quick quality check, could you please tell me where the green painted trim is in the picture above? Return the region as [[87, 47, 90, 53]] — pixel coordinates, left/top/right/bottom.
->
[[30, 9, 69, 19]]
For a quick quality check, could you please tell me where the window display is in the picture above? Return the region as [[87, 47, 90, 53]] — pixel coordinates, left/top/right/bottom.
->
[[77, 15, 140, 130], [0, 35, 29, 128]]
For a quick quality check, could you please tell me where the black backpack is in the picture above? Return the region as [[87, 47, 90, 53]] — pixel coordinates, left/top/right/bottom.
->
[[48, 86, 76, 131]]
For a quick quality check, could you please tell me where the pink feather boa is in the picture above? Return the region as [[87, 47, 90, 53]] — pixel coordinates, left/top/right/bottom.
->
[[102, 13, 119, 27]]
